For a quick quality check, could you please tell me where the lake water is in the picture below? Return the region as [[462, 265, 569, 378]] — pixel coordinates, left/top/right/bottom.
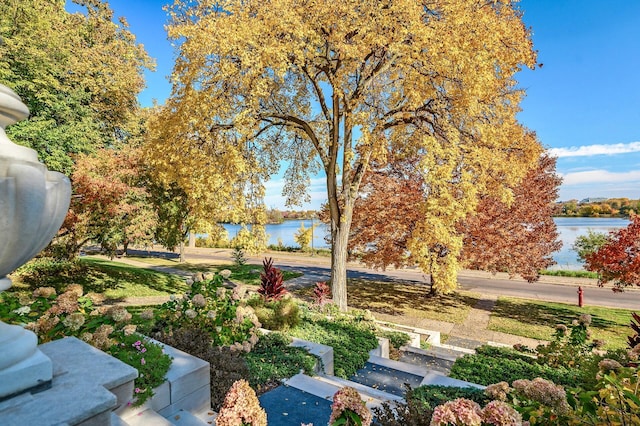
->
[[223, 217, 630, 270], [551, 217, 629, 270]]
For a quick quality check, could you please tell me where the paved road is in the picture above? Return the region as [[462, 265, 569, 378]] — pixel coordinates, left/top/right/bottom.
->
[[179, 247, 640, 310]]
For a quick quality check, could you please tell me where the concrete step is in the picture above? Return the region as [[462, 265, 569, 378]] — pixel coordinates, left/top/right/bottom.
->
[[399, 350, 454, 375], [349, 362, 424, 397], [443, 336, 486, 351], [284, 373, 402, 412], [420, 371, 486, 390], [122, 408, 174, 426], [401, 343, 473, 363], [167, 409, 215, 425]]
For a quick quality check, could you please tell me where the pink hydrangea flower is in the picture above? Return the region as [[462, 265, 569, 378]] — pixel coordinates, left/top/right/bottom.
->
[[431, 398, 483, 426]]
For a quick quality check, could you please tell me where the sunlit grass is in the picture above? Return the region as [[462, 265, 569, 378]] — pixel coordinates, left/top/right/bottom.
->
[[488, 297, 633, 350], [295, 279, 480, 324]]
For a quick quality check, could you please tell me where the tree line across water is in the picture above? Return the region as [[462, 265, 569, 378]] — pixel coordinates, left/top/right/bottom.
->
[[553, 198, 640, 218]]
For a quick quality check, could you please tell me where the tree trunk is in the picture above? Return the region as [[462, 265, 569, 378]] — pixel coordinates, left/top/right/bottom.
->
[[330, 209, 353, 311]]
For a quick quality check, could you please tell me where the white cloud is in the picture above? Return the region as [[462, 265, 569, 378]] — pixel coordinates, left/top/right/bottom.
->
[[263, 176, 327, 210], [561, 169, 640, 185], [549, 141, 640, 158]]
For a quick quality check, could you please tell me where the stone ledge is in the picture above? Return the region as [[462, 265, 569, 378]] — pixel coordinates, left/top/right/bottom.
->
[[0, 337, 137, 426], [420, 371, 485, 389], [290, 337, 334, 376]]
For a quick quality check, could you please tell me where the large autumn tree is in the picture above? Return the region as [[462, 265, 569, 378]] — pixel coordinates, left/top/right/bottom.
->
[[460, 153, 562, 281], [349, 151, 560, 286], [149, 0, 540, 309], [58, 145, 157, 258], [0, 0, 153, 174], [585, 215, 640, 291]]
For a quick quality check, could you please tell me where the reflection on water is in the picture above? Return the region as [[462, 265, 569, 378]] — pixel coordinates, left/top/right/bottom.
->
[[222, 217, 630, 271], [551, 217, 629, 270]]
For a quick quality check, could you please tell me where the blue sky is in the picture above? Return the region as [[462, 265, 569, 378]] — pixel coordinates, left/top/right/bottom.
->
[[101, 0, 640, 208]]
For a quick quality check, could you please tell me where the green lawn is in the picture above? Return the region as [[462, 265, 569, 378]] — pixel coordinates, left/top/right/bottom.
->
[[12, 257, 188, 300], [488, 297, 634, 350]]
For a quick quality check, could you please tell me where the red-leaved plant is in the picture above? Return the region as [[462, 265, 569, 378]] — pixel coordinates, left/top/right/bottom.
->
[[258, 257, 287, 301], [313, 281, 332, 305]]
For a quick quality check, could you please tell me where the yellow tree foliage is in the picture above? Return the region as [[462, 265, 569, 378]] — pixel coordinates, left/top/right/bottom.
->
[[151, 0, 541, 308]]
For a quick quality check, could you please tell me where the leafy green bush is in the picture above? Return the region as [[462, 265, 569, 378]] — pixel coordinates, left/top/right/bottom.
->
[[450, 345, 583, 387], [569, 364, 640, 425], [248, 296, 300, 331], [409, 385, 491, 411], [378, 330, 411, 350], [373, 399, 432, 426], [12, 257, 87, 291], [244, 332, 316, 392], [151, 274, 260, 349]]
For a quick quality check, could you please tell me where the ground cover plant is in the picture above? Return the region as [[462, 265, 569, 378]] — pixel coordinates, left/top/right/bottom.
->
[[449, 345, 583, 388], [285, 304, 379, 378], [488, 297, 633, 349], [243, 332, 316, 392], [11, 257, 187, 299]]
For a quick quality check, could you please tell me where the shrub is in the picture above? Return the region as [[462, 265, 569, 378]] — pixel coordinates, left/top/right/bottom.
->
[[312, 281, 332, 305], [373, 399, 433, 426], [410, 385, 491, 411], [151, 274, 260, 350], [378, 330, 411, 350], [155, 327, 250, 411], [450, 345, 583, 388], [232, 246, 247, 266], [243, 332, 316, 392], [12, 257, 87, 291], [258, 257, 287, 301], [568, 364, 640, 425], [216, 379, 267, 426], [248, 296, 300, 331]]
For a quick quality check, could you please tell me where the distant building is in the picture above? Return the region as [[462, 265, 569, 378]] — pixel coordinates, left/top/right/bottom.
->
[[578, 197, 608, 204]]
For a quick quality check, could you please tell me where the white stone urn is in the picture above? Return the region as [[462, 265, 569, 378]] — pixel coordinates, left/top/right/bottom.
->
[[0, 84, 71, 399]]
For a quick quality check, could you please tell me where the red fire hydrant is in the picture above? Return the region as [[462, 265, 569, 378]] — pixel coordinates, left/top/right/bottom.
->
[[578, 286, 584, 307]]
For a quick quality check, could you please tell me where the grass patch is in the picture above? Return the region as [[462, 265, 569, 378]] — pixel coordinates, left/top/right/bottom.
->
[[12, 257, 188, 300], [488, 297, 634, 350], [540, 269, 598, 279], [124, 256, 182, 267], [296, 279, 479, 324]]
